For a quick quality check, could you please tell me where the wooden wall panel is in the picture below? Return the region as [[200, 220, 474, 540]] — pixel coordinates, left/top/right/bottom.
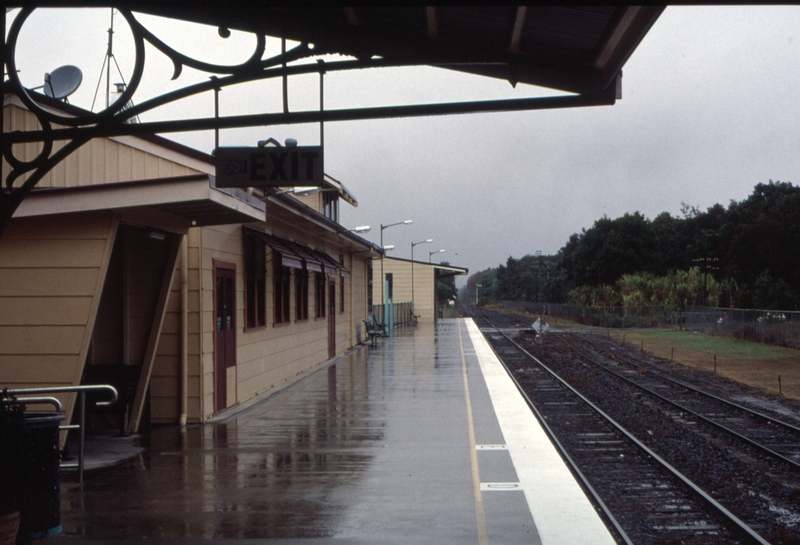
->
[[0, 238, 108, 267], [2, 356, 77, 383], [0, 212, 117, 409], [150, 230, 204, 424], [3, 104, 207, 190], [0, 269, 97, 296], [0, 297, 93, 325]]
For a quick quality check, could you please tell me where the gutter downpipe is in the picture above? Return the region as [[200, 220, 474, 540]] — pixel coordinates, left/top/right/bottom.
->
[[179, 234, 189, 426]]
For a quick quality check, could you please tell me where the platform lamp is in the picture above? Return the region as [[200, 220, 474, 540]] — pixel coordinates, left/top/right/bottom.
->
[[429, 249, 445, 262], [379, 220, 412, 323], [411, 239, 433, 321]]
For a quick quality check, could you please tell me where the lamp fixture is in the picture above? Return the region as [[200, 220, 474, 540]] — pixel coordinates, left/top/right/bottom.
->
[[429, 249, 445, 262]]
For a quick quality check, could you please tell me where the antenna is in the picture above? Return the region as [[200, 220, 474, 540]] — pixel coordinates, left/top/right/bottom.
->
[[43, 65, 83, 100], [90, 8, 133, 115]]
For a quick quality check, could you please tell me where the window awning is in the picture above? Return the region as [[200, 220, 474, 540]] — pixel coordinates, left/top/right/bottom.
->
[[244, 227, 349, 276], [316, 251, 350, 278], [289, 245, 323, 273], [252, 231, 304, 270]]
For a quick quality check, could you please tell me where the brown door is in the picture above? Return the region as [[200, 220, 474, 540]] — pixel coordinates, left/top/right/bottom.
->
[[328, 278, 336, 358], [214, 263, 236, 412]]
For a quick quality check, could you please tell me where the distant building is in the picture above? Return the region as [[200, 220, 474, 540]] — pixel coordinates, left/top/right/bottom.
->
[[372, 256, 467, 324]]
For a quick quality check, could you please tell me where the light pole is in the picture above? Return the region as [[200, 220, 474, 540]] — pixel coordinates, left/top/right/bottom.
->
[[379, 220, 412, 322], [476, 283, 482, 307], [429, 249, 445, 263], [411, 238, 433, 320]]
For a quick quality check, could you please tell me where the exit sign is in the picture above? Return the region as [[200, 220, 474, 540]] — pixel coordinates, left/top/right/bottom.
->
[[215, 146, 323, 188]]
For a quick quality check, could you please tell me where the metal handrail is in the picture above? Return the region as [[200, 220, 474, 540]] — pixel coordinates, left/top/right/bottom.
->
[[7, 385, 118, 483], [2, 396, 63, 413]]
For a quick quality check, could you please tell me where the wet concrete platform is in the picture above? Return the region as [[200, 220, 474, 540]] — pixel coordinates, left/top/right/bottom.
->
[[45, 318, 614, 544]]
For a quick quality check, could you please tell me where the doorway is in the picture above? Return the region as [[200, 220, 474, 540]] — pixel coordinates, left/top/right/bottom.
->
[[83, 224, 176, 434], [214, 262, 236, 412]]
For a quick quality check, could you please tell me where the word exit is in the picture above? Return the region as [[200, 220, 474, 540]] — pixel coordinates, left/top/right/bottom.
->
[[215, 146, 323, 188]]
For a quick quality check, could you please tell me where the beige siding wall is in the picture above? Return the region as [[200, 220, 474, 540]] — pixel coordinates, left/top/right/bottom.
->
[[3, 104, 205, 189], [292, 193, 323, 214], [186, 224, 369, 421], [373, 258, 436, 322], [150, 231, 203, 424], [0, 212, 117, 419]]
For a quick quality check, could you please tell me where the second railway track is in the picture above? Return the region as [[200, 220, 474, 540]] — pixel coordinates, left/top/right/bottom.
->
[[468, 307, 800, 545]]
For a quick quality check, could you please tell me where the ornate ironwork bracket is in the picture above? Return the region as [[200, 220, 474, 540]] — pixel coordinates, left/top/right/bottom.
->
[[1, 6, 618, 236]]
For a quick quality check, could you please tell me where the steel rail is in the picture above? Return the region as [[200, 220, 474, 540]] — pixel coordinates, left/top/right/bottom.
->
[[471, 310, 772, 545], [2, 396, 63, 414], [470, 312, 634, 545], [554, 333, 800, 471], [581, 333, 800, 435]]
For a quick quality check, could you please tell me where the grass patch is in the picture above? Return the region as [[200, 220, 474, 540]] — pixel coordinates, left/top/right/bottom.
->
[[621, 329, 793, 361], [607, 328, 800, 401]]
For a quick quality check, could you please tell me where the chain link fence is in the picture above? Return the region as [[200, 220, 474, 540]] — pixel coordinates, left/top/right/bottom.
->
[[495, 300, 799, 348], [685, 306, 800, 349], [499, 301, 673, 328]]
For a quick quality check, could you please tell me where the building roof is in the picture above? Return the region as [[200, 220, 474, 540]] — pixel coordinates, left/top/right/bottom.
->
[[13, 174, 264, 228], [124, 5, 664, 94], [384, 255, 468, 278]]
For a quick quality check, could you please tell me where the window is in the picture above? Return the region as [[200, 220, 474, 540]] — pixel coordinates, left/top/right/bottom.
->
[[295, 269, 309, 321], [274, 255, 291, 324], [244, 231, 266, 328], [315, 272, 326, 318], [323, 193, 339, 223]]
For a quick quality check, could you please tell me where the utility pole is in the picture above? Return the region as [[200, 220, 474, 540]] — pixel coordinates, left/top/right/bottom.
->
[[693, 257, 719, 306]]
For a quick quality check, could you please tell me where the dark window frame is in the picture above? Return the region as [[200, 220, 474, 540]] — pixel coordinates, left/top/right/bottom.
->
[[315, 271, 326, 318], [295, 268, 309, 321], [244, 231, 266, 330], [274, 255, 291, 325], [323, 193, 339, 223]]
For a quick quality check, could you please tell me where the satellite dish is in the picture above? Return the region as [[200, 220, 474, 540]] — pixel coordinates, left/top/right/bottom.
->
[[43, 65, 83, 99]]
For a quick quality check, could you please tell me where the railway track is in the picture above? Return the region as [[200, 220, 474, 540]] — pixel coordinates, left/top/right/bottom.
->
[[467, 307, 800, 545], [556, 332, 800, 471]]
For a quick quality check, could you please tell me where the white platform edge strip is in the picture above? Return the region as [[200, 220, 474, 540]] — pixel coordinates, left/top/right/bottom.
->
[[464, 318, 616, 545]]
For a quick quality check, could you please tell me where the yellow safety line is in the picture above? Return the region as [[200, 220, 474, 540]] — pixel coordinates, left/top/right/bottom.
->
[[459, 321, 489, 545]]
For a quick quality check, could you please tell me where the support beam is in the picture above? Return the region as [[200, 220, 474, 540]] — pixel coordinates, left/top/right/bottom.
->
[[5, 85, 617, 145], [425, 7, 438, 40], [509, 7, 528, 54]]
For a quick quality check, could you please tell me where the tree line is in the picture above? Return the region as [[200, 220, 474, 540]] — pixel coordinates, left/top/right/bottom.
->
[[465, 181, 800, 311]]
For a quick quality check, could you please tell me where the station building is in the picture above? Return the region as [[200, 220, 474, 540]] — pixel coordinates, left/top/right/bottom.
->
[[371, 256, 467, 324], [0, 94, 380, 435]]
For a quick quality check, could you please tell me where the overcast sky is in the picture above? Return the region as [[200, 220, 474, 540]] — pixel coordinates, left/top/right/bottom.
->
[[8, 6, 800, 286]]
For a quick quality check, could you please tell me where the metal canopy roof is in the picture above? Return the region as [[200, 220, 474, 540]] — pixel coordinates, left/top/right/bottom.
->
[[0, 5, 664, 237], [110, 4, 663, 94]]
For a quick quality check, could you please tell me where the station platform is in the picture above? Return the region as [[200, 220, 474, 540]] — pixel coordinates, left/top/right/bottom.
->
[[49, 318, 615, 545]]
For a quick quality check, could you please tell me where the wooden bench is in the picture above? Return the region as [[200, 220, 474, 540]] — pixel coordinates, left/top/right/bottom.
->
[[363, 314, 388, 346]]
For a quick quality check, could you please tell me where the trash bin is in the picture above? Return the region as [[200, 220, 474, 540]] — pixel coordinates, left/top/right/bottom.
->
[[18, 412, 65, 544]]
